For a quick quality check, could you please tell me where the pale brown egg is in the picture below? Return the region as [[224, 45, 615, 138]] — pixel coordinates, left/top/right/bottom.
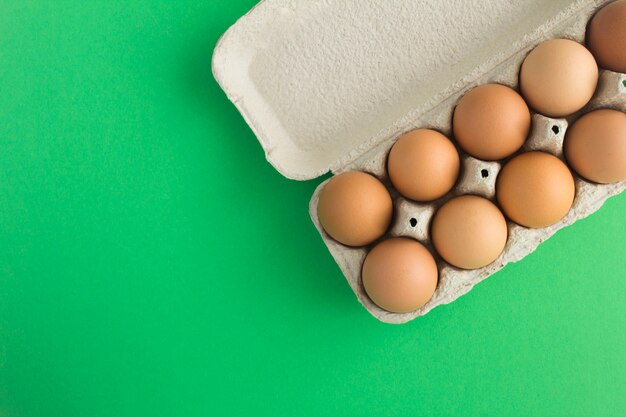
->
[[587, 0, 626, 73], [453, 84, 531, 160], [387, 129, 460, 201], [564, 109, 626, 184], [496, 152, 575, 228], [317, 171, 392, 247], [362, 237, 438, 313], [431, 195, 508, 270], [520, 39, 598, 117]]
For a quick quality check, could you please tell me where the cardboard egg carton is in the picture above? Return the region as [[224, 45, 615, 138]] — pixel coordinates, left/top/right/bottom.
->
[[213, 0, 626, 323]]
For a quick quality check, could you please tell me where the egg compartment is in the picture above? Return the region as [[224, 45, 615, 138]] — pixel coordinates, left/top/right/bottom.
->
[[213, 0, 625, 324], [309, 35, 625, 325]]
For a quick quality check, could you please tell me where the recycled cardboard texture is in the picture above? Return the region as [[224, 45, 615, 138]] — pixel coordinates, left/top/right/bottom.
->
[[213, 0, 625, 323], [213, 0, 589, 179]]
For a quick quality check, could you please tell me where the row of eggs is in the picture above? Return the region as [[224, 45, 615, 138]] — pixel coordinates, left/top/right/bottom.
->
[[317, 1, 626, 314]]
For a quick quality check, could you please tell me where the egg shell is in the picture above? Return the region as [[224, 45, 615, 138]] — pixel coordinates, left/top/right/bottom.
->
[[317, 171, 392, 247], [564, 109, 626, 184], [453, 84, 531, 160], [586, 0, 626, 73], [387, 129, 460, 201], [362, 238, 438, 314], [496, 152, 576, 228], [520, 39, 598, 118], [431, 196, 508, 270]]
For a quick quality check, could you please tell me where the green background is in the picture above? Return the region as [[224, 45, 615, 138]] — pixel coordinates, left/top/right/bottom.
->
[[0, 1, 624, 416]]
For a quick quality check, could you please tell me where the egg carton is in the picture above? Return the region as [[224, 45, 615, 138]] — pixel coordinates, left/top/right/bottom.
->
[[213, 0, 625, 323]]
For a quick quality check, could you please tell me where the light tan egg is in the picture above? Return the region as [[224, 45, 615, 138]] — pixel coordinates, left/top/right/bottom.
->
[[362, 238, 438, 313], [431, 195, 508, 270], [496, 152, 575, 228], [317, 171, 392, 247], [453, 84, 531, 160], [520, 39, 598, 117], [387, 129, 460, 201], [565, 109, 626, 184]]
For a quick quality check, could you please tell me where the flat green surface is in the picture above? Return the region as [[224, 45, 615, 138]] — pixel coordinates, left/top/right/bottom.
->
[[0, 1, 625, 416]]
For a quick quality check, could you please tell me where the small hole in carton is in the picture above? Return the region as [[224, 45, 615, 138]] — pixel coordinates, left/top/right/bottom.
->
[[481, 169, 489, 178], [552, 125, 560, 135], [622, 80, 626, 88], [409, 218, 418, 227]]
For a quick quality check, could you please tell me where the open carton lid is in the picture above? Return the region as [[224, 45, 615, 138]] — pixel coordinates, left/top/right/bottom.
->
[[212, 0, 589, 180]]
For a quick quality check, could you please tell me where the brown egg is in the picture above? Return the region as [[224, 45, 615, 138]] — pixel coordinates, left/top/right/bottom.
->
[[520, 39, 598, 117], [564, 109, 626, 184], [431, 195, 508, 270], [497, 152, 575, 228], [362, 237, 438, 313], [587, 0, 626, 73], [317, 171, 392, 247], [453, 84, 531, 160], [387, 129, 460, 201]]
